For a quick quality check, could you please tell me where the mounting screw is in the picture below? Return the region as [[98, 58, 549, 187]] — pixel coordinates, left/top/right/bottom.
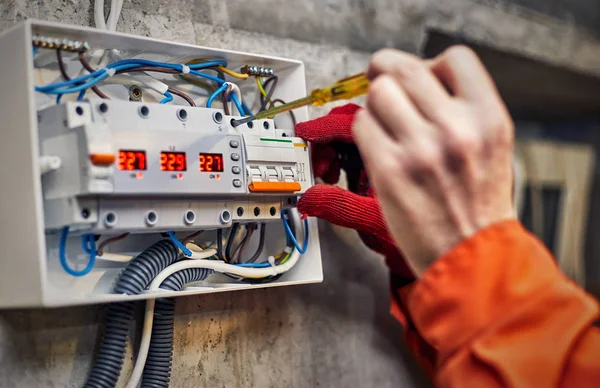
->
[[81, 208, 90, 219], [129, 85, 143, 102]]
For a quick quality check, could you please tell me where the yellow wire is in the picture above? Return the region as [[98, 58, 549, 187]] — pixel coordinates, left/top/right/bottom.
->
[[219, 66, 249, 80], [256, 76, 268, 97]]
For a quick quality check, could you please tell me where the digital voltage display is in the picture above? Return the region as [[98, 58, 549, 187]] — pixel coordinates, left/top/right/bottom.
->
[[160, 151, 187, 172], [199, 153, 224, 172], [118, 150, 147, 171]]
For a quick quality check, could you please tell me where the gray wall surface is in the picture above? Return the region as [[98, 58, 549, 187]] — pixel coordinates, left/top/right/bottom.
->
[[0, 0, 599, 387]]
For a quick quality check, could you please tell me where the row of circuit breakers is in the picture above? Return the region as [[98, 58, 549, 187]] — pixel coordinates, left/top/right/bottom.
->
[[38, 100, 313, 234]]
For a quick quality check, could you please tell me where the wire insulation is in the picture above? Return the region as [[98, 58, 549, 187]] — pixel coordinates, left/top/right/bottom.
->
[[59, 226, 96, 277]]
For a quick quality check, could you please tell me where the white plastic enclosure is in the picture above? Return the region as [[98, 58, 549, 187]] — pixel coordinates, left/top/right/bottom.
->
[[0, 20, 323, 308]]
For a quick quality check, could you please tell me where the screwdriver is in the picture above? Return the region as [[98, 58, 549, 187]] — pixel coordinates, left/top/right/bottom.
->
[[231, 72, 370, 127]]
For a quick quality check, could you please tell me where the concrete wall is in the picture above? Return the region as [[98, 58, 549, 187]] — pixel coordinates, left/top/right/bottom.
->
[[0, 0, 599, 387]]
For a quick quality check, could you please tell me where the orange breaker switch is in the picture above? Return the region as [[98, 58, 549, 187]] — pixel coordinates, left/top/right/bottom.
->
[[248, 181, 301, 193], [90, 153, 116, 166]]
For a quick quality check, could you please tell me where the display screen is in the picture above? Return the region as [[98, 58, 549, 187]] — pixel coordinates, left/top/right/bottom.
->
[[160, 151, 187, 171], [199, 153, 224, 172], [118, 150, 147, 171]]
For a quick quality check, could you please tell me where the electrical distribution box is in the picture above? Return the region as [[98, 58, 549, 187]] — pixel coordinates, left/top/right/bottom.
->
[[0, 20, 323, 307]]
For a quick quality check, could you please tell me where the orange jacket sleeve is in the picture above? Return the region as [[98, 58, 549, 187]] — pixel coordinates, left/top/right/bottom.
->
[[391, 220, 600, 387]]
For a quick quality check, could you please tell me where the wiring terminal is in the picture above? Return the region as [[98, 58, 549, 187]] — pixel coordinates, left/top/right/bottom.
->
[[32, 34, 90, 52], [241, 65, 275, 77]]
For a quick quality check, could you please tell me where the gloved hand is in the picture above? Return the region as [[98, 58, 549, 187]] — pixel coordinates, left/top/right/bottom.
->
[[296, 103, 414, 280]]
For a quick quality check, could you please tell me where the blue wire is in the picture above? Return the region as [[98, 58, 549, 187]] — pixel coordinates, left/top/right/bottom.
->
[[35, 71, 103, 92], [56, 94, 63, 104], [36, 61, 226, 94], [37, 72, 109, 95], [32, 46, 38, 57], [230, 94, 245, 116], [187, 60, 228, 69], [242, 102, 253, 116], [235, 262, 272, 268], [59, 226, 96, 277], [168, 231, 192, 256], [206, 83, 229, 108], [160, 91, 173, 104], [189, 70, 225, 85], [281, 212, 309, 254], [76, 89, 87, 101]]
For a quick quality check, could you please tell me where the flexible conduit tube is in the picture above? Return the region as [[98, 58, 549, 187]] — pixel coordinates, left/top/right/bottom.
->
[[84, 240, 179, 388], [141, 268, 213, 388]]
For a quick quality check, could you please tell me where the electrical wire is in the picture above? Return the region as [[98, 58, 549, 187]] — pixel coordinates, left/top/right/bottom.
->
[[218, 66, 249, 79], [94, 0, 107, 29], [97, 233, 130, 256], [247, 223, 266, 263], [282, 211, 309, 254], [217, 228, 224, 260], [256, 76, 269, 98], [206, 82, 229, 108], [182, 230, 204, 246], [126, 245, 215, 388], [259, 76, 279, 112], [78, 52, 109, 99], [222, 84, 233, 115], [168, 231, 192, 256], [231, 226, 254, 263], [152, 208, 305, 279], [225, 223, 241, 262], [168, 87, 196, 106], [159, 91, 173, 104], [58, 226, 96, 276], [230, 93, 245, 116], [270, 98, 297, 126], [36, 59, 228, 95]]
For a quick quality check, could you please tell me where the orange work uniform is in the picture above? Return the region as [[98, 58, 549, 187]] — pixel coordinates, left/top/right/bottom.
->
[[392, 220, 600, 387]]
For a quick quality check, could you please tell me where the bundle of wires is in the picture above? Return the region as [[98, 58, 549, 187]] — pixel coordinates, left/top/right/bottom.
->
[[125, 208, 308, 388], [36, 58, 228, 103]]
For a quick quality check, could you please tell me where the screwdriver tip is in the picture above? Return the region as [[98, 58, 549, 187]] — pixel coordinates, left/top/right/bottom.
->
[[231, 116, 256, 128]]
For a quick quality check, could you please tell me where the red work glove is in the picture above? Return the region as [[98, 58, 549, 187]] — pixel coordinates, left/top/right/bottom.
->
[[296, 103, 414, 281], [297, 104, 437, 376]]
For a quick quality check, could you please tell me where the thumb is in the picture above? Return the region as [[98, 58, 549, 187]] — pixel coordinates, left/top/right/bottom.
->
[[298, 184, 390, 240]]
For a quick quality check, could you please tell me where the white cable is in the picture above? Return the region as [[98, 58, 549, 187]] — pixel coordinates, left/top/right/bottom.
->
[[125, 246, 216, 388], [107, 0, 124, 31], [152, 209, 304, 285], [94, 0, 106, 29], [127, 210, 305, 388], [125, 299, 154, 388], [228, 82, 243, 114]]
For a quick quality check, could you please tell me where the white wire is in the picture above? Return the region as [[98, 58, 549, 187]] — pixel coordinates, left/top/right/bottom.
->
[[94, 0, 107, 29], [127, 209, 305, 388], [107, 0, 124, 31], [151, 209, 304, 285], [227, 82, 244, 115], [125, 246, 216, 388]]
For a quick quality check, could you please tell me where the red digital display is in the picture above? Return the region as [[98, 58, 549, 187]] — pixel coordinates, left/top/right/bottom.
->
[[199, 153, 224, 172], [118, 150, 147, 171], [160, 152, 187, 171]]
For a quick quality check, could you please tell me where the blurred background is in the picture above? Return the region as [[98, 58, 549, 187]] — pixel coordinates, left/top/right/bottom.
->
[[1, 1, 599, 386]]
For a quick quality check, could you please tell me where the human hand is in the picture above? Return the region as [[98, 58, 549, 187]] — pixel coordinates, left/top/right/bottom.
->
[[353, 47, 516, 276], [296, 104, 414, 280]]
